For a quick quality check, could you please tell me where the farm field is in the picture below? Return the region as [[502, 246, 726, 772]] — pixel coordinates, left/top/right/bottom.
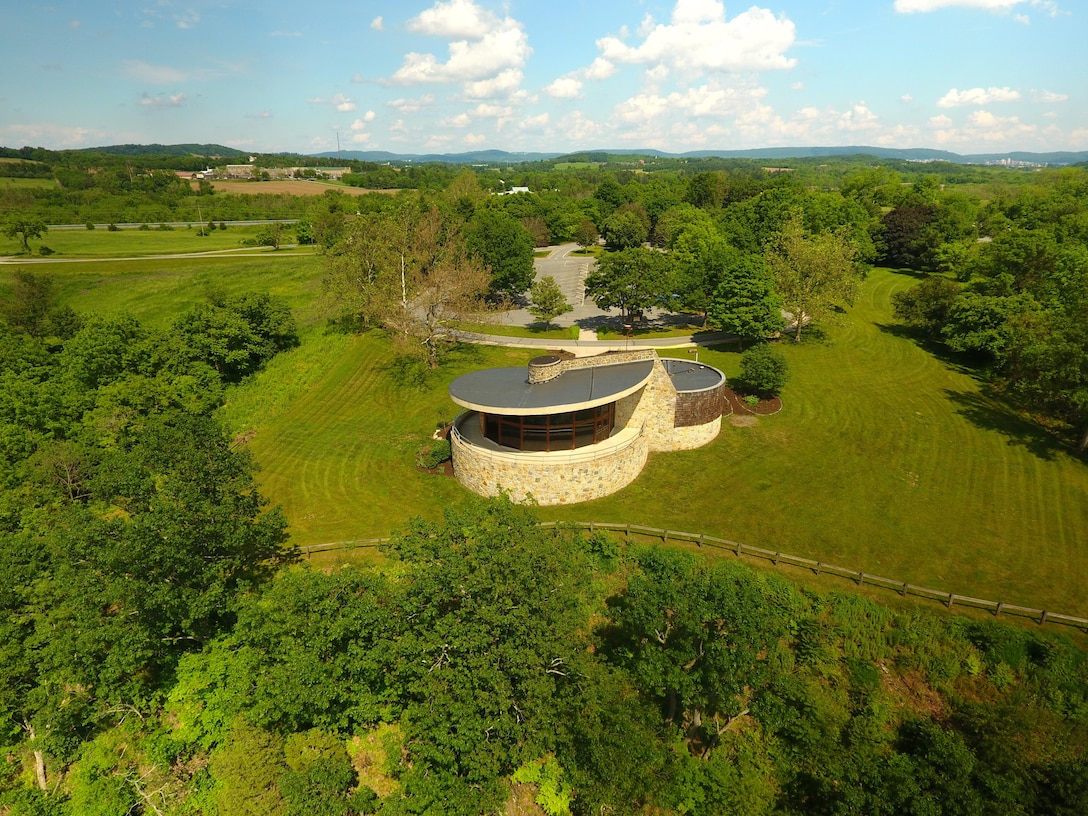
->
[[208, 179, 397, 196], [11, 256, 1088, 618], [0, 224, 300, 258]]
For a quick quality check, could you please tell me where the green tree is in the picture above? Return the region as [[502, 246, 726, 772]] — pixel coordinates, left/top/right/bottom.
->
[[891, 277, 961, 340], [601, 210, 649, 250], [708, 255, 784, 341], [573, 218, 600, 249], [3, 215, 47, 254], [528, 276, 573, 327], [211, 718, 288, 816], [256, 222, 287, 250], [766, 216, 862, 342], [464, 208, 536, 298], [584, 247, 674, 322]]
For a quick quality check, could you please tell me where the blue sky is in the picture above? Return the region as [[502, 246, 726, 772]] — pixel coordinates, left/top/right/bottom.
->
[[2, 0, 1084, 155]]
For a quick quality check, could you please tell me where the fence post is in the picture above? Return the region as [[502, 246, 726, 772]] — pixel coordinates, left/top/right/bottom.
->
[[1040, 610, 1048, 625], [814, 562, 821, 576], [663, 529, 669, 545], [698, 533, 704, 547], [947, 593, 955, 609], [736, 542, 743, 557], [995, 601, 1003, 617], [857, 571, 864, 586], [774, 552, 780, 566]]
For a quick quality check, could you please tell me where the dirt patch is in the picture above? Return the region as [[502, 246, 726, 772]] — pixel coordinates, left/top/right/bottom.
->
[[729, 415, 760, 427], [207, 180, 397, 196], [723, 386, 782, 416], [416, 460, 454, 477]]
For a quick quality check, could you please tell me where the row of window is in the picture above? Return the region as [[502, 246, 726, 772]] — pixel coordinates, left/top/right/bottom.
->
[[482, 404, 615, 452]]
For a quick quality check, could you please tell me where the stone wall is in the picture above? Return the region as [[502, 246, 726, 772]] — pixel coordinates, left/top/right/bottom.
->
[[451, 422, 648, 505]]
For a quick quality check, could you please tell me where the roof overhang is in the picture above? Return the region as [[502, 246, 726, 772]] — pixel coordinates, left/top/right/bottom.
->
[[449, 360, 654, 415]]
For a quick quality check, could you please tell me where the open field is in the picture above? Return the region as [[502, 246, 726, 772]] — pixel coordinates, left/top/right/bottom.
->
[[208, 179, 398, 196], [0, 177, 56, 190], [0, 224, 287, 258], [21, 256, 1088, 617], [1, 254, 327, 329]]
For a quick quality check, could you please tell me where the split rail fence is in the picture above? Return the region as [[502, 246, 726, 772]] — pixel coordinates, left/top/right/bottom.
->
[[298, 522, 1088, 633]]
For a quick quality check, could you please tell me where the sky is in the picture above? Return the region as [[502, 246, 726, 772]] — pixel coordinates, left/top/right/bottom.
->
[[2, 0, 1085, 156]]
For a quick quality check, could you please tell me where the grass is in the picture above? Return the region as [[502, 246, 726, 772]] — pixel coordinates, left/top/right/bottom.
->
[[455, 320, 575, 340], [596, 321, 703, 339], [0, 224, 295, 258], [0, 177, 55, 190], [2, 255, 327, 329], [36, 258, 1088, 617]]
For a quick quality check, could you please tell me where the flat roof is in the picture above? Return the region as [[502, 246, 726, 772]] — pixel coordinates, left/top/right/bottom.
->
[[449, 360, 655, 415], [661, 359, 725, 392]]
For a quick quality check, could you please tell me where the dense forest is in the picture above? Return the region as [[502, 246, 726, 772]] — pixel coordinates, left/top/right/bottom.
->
[[2, 147, 1088, 813]]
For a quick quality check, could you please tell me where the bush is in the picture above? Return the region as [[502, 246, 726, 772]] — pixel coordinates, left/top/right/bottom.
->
[[138, 223, 150, 231], [37, 245, 55, 256], [85, 222, 95, 230], [740, 343, 789, 396], [107, 223, 119, 231], [417, 438, 451, 469]]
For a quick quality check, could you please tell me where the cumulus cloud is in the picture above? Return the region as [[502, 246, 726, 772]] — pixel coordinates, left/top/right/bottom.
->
[[389, 95, 434, 113], [463, 68, 524, 99], [3, 123, 105, 148], [545, 58, 617, 99], [927, 108, 1038, 145], [371, 16, 384, 31], [309, 93, 357, 112], [464, 133, 487, 145], [390, 0, 531, 89], [175, 9, 200, 29], [123, 60, 190, 84], [441, 113, 472, 128], [612, 80, 772, 124], [937, 86, 1021, 107], [139, 92, 187, 109], [894, 0, 1060, 15], [596, 2, 796, 74], [1035, 89, 1068, 102], [350, 112, 376, 130], [545, 76, 583, 99]]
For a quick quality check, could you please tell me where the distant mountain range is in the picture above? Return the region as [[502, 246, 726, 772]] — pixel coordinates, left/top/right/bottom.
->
[[75, 142, 1088, 166], [312, 145, 1088, 166]]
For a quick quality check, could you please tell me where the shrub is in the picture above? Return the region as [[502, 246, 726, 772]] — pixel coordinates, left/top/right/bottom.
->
[[740, 343, 789, 396], [417, 438, 451, 469], [138, 223, 150, 231], [38, 245, 55, 256], [107, 223, 119, 231], [85, 222, 95, 230]]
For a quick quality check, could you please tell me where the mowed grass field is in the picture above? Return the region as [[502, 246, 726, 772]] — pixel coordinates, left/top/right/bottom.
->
[[9, 255, 1088, 616], [0, 224, 297, 259]]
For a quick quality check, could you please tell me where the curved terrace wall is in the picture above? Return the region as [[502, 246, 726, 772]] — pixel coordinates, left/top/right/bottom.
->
[[451, 414, 648, 505]]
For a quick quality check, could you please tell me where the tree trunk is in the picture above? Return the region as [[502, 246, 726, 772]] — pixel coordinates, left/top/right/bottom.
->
[[1079, 422, 1088, 454], [24, 723, 47, 791]]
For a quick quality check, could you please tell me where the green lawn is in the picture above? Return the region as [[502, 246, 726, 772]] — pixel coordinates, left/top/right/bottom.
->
[[0, 177, 56, 190], [31, 257, 1088, 617], [455, 320, 576, 340], [0, 224, 295, 258]]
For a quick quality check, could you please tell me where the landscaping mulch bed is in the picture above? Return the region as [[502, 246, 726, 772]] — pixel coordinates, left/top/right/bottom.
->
[[723, 386, 783, 417], [416, 460, 454, 477]]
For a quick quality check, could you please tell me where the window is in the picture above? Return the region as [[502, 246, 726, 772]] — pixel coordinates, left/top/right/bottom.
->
[[482, 404, 615, 451]]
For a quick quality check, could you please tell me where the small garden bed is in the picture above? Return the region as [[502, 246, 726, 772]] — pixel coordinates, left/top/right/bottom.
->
[[723, 386, 782, 416]]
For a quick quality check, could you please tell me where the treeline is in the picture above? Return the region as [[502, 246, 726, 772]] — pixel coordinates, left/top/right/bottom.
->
[[889, 170, 1088, 450]]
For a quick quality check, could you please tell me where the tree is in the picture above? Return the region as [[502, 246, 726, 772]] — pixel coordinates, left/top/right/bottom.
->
[[573, 218, 600, 249], [256, 222, 287, 250], [709, 255, 784, 342], [528, 275, 573, 327], [601, 210, 649, 250], [584, 247, 674, 322], [766, 216, 862, 342], [464, 208, 536, 298], [3, 214, 47, 254], [739, 343, 789, 395], [891, 277, 961, 340], [323, 202, 490, 368]]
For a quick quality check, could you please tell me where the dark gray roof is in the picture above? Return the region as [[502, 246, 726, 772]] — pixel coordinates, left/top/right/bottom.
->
[[449, 360, 655, 415], [660, 358, 726, 392]]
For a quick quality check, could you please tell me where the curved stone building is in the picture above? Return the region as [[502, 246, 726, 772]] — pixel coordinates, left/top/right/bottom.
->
[[448, 350, 726, 505]]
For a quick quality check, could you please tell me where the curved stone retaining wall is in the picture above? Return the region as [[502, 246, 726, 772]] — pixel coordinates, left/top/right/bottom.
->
[[451, 416, 649, 506]]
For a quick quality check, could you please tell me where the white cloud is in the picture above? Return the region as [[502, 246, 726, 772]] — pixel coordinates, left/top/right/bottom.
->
[[371, 16, 384, 32], [520, 113, 549, 131], [838, 102, 881, 132], [464, 133, 487, 145], [391, 0, 531, 89], [937, 86, 1021, 107], [596, 2, 796, 74], [351, 132, 372, 144], [441, 113, 472, 128], [389, 95, 434, 113], [69, 19, 81, 29], [123, 60, 190, 84], [613, 80, 771, 124], [463, 69, 524, 99], [894, 0, 1060, 15], [545, 76, 583, 99], [1035, 89, 1068, 102], [139, 92, 187, 109], [3, 123, 106, 148], [349, 112, 376, 130], [927, 108, 1038, 145], [901, 93, 914, 102], [309, 93, 357, 112], [559, 111, 604, 143], [175, 9, 200, 29]]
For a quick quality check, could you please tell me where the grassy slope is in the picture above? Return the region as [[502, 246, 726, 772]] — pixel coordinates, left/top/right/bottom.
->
[[0, 225, 290, 258], [16, 253, 1088, 615], [546, 268, 1088, 615]]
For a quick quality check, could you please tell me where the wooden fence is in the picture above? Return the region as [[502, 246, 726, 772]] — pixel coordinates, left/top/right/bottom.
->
[[298, 522, 1088, 633]]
